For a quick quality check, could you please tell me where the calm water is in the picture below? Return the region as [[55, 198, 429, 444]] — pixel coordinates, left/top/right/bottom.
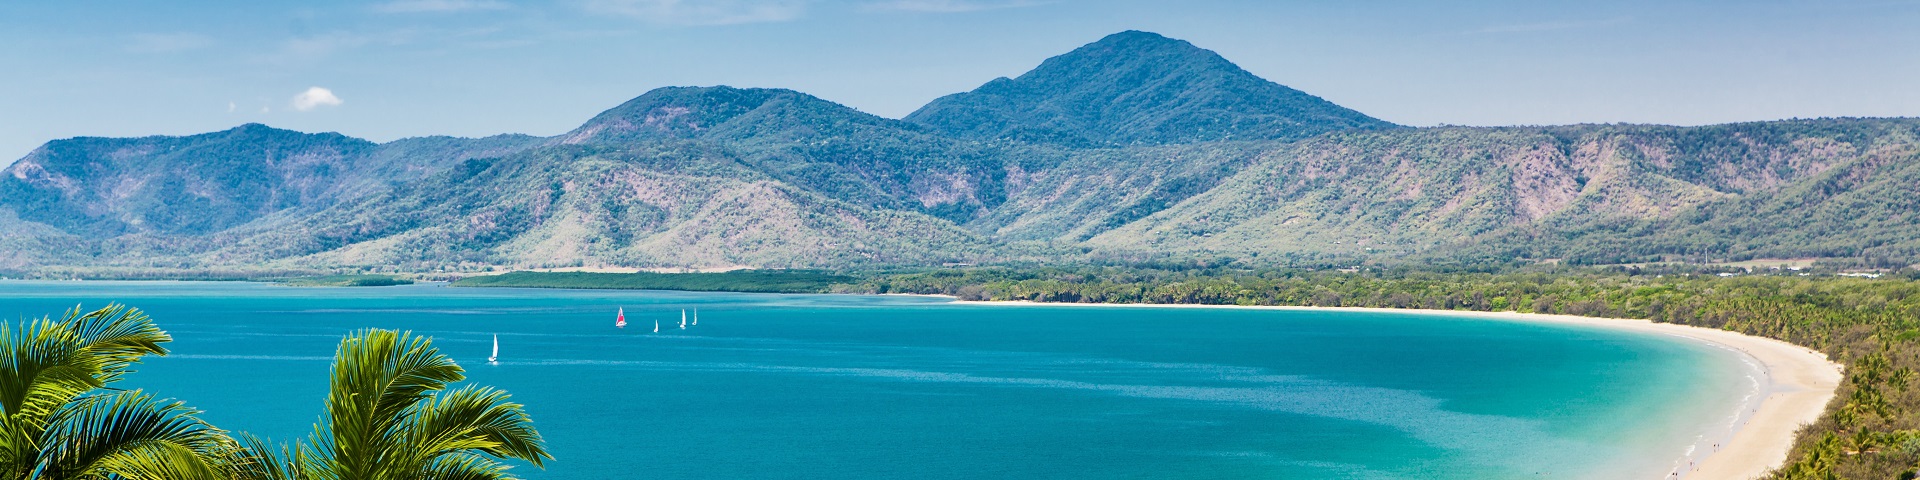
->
[[0, 281, 1752, 479]]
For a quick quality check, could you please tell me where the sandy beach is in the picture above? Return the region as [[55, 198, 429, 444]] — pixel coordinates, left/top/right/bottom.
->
[[950, 300, 1844, 480]]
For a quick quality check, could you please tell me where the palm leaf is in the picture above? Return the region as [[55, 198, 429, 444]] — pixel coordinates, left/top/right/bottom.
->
[[33, 390, 229, 480], [296, 329, 548, 480], [401, 385, 549, 468], [416, 452, 512, 480], [58, 304, 169, 384]]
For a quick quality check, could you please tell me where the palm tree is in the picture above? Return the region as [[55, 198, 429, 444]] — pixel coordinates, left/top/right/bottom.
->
[[239, 329, 549, 480], [0, 304, 238, 480]]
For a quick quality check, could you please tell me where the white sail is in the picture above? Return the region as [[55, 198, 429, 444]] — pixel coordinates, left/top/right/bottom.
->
[[680, 309, 688, 329], [653, 319, 659, 333], [692, 309, 698, 326], [488, 335, 498, 363]]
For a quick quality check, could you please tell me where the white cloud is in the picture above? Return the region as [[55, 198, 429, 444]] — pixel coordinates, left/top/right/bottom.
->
[[290, 87, 344, 111], [228, 101, 237, 113], [374, 0, 510, 13], [862, 0, 1043, 13], [582, 0, 807, 25], [126, 33, 214, 53]]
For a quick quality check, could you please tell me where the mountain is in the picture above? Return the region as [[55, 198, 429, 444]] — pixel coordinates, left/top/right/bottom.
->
[[201, 144, 999, 270], [558, 86, 1012, 222], [906, 30, 1396, 146], [0, 124, 377, 236], [0, 124, 542, 237], [1075, 119, 1920, 266], [3, 31, 1919, 276]]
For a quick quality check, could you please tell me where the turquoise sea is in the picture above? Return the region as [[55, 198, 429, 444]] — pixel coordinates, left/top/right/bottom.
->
[[0, 281, 1756, 479]]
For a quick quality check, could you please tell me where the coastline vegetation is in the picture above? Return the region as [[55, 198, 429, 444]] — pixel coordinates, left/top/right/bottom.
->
[[275, 274, 414, 287], [0, 304, 547, 480], [844, 265, 1920, 479], [451, 270, 853, 293]]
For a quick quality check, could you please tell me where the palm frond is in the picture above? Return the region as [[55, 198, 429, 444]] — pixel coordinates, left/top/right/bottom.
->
[[314, 329, 467, 480], [401, 385, 549, 468], [59, 304, 170, 383], [1, 316, 104, 473], [0, 317, 103, 419], [81, 439, 231, 480], [33, 390, 229, 480], [416, 452, 514, 480], [299, 329, 548, 480]]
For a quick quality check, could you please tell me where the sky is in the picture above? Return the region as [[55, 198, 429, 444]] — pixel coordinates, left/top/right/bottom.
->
[[3, 0, 1919, 162]]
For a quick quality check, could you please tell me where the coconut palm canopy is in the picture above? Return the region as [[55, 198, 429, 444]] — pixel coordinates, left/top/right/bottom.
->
[[0, 304, 232, 479], [0, 305, 549, 480]]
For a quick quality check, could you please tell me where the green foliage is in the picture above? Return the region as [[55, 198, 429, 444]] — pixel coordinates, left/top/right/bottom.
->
[[906, 30, 1396, 146], [276, 275, 413, 287], [0, 304, 239, 480], [0, 306, 553, 480], [453, 270, 855, 293], [237, 329, 549, 480], [4, 33, 1920, 274]]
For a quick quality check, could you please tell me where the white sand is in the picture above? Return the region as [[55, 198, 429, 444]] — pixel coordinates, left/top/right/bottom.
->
[[948, 300, 1843, 480]]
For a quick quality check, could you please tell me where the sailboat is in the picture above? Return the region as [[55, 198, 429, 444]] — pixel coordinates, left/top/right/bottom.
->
[[488, 335, 498, 364], [616, 307, 627, 328], [691, 308, 698, 326], [680, 309, 688, 329], [653, 318, 659, 333]]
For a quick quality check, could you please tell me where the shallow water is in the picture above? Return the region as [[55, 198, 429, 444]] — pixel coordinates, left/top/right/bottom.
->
[[0, 281, 1752, 479]]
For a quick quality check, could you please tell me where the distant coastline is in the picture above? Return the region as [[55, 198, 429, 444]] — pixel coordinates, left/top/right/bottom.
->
[[947, 299, 1844, 480]]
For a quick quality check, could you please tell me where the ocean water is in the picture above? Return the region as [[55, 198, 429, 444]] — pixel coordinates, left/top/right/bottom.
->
[[0, 281, 1755, 479]]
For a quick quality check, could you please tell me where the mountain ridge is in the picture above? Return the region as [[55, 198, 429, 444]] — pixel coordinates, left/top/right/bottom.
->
[[906, 30, 1398, 146], [2, 31, 1917, 274]]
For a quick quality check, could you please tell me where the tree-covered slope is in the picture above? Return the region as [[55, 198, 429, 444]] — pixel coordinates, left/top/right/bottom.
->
[[559, 86, 1010, 223], [0, 124, 543, 237], [4, 30, 1920, 274], [0, 124, 379, 236], [200, 143, 999, 271], [906, 30, 1396, 147], [1478, 119, 1920, 265], [1087, 119, 1920, 264]]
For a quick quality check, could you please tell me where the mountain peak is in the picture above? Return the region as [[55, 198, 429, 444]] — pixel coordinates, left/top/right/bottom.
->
[[558, 86, 912, 145], [906, 30, 1395, 146]]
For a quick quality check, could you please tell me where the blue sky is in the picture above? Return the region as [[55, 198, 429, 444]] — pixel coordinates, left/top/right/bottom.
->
[[3, 0, 1918, 161]]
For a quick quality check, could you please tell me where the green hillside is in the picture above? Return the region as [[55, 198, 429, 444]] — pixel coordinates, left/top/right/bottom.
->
[[1, 31, 1919, 276], [906, 30, 1397, 146]]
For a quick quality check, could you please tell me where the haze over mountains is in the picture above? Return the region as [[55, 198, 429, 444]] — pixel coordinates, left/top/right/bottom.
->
[[3, 31, 1917, 275]]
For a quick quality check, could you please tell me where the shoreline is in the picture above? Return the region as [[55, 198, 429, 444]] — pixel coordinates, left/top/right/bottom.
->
[[948, 299, 1843, 480]]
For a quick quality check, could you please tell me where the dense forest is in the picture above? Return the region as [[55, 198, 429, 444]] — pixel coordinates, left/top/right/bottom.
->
[[5, 32, 1920, 275], [842, 266, 1920, 478]]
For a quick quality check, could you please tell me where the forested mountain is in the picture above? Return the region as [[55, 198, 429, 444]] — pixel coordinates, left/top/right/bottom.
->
[[906, 30, 1396, 146], [1, 31, 1917, 275], [556, 86, 1012, 222], [1081, 120, 1920, 266], [0, 124, 540, 237]]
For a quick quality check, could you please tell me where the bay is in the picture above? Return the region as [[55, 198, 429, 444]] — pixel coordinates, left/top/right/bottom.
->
[[0, 281, 1751, 479]]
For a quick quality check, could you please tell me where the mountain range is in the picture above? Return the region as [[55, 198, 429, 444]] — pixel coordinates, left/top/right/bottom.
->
[[3, 30, 1917, 275]]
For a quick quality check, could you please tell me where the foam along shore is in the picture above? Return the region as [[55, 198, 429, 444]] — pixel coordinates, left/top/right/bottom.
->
[[948, 300, 1843, 480]]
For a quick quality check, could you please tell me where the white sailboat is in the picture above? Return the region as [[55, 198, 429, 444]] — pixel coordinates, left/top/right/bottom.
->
[[680, 309, 688, 329], [488, 335, 498, 364], [692, 308, 698, 326], [653, 318, 659, 333]]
